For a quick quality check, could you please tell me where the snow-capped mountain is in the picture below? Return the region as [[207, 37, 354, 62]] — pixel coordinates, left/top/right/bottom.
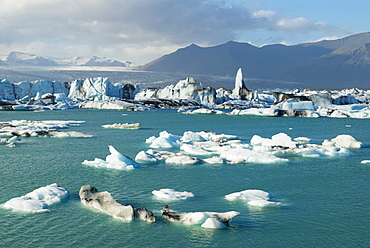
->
[[5, 51, 59, 66], [0, 52, 135, 67]]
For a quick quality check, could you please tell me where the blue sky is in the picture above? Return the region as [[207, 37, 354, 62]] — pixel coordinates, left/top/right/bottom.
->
[[0, 0, 368, 63]]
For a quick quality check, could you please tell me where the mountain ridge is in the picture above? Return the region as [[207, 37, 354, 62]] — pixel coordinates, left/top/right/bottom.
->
[[141, 32, 370, 89]]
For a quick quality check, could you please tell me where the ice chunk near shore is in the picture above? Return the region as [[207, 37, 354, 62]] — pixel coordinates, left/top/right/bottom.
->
[[82, 145, 141, 170], [3, 183, 70, 212], [152, 189, 194, 200], [322, 134, 362, 148], [225, 189, 281, 207], [162, 205, 239, 229]]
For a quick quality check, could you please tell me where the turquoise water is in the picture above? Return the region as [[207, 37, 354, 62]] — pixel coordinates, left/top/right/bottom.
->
[[1, 109, 369, 247]]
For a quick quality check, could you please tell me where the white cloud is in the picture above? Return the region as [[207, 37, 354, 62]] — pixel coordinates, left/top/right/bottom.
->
[[0, 0, 353, 63]]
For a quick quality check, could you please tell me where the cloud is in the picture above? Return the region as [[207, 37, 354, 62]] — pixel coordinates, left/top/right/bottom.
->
[[0, 0, 352, 63]]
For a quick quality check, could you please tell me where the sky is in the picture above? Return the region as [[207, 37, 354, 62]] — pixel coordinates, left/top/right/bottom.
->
[[0, 0, 368, 64]]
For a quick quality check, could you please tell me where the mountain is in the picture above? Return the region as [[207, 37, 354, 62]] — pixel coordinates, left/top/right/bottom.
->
[[5, 51, 59, 66], [1, 52, 134, 68], [141, 32, 370, 89]]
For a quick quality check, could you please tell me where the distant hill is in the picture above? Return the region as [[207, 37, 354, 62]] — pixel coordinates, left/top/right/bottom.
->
[[5, 51, 59, 66], [141, 32, 370, 89], [1, 52, 133, 68]]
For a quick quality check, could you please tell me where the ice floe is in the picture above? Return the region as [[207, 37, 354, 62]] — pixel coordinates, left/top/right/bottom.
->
[[152, 189, 194, 200], [79, 185, 156, 222], [322, 134, 362, 148], [361, 160, 370, 164], [0, 120, 92, 138], [225, 189, 281, 207], [138, 131, 361, 165], [82, 145, 141, 170], [162, 205, 239, 229], [102, 123, 140, 129], [147, 131, 182, 148], [3, 183, 70, 212]]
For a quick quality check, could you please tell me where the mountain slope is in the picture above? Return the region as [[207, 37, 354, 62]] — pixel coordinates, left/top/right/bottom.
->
[[5, 52, 59, 66], [141, 32, 370, 89]]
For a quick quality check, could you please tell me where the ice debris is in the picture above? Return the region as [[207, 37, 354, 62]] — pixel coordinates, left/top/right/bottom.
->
[[0, 120, 92, 138], [162, 205, 239, 229], [152, 189, 194, 200], [3, 183, 70, 212], [83, 145, 141, 170], [79, 185, 156, 222], [101, 123, 140, 129], [225, 189, 281, 207], [140, 130, 361, 165]]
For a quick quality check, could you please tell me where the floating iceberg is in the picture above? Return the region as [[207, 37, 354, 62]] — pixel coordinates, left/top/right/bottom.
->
[[3, 183, 70, 212], [361, 160, 370, 164], [225, 189, 281, 207], [152, 189, 194, 200], [219, 146, 289, 164], [147, 131, 182, 148], [162, 205, 239, 229], [82, 145, 141, 170], [139, 130, 361, 166], [0, 120, 91, 137], [322, 134, 362, 148], [101, 123, 140, 129], [79, 185, 156, 222], [251, 133, 298, 149]]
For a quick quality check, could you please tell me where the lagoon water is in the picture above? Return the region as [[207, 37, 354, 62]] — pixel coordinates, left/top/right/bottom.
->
[[1, 109, 369, 247]]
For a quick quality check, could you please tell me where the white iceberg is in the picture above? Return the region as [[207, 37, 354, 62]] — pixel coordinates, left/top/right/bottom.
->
[[148, 131, 182, 148], [135, 151, 160, 164], [165, 154, 200, 165], [361, 160, 370, 164], [152, 189, 194, 200], [225, 189, 281, 207], [3, 183, 70, 212], [201, 217, 227, 229], [322, 134, 362, 148], [82, 145, 141, 170], [102, 123, 140, 129], [250, 133, 298, 149], [162, 205, 239, 229], [219, 146, 289, 164]]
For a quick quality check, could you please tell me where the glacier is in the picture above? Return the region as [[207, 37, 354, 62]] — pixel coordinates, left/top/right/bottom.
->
[[0, 68, 369, 118]]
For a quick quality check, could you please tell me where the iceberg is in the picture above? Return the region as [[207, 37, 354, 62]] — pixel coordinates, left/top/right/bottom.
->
[[101, 123, 140, 129], [225, 189, 281, 207], [250, 133, 298, 149], [0, 120, 91, 138], [361, 160, 370, 164], [147, 131, 182, 148], [82, 145, 141, 170], [162, 205, 239, 229], [152, 189, 194, 200], [322, 134, 362, 148], [3, 183, 70, 212], [219, 146, 289, 164], [79, 185, 156, 222]]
